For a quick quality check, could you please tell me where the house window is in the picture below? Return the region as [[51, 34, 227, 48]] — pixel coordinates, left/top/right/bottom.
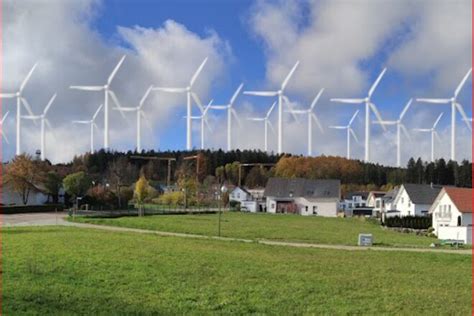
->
[[237, 193, 240, 199], [401, 197, 404, 204], [408, 201, 411, 207], [457, 216, 462, 226], [305, 206, 308, 213]]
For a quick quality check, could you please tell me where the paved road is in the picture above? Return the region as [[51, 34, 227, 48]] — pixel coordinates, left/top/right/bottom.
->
[[2, 213, 472, 255], [2, 212, 73, 227]]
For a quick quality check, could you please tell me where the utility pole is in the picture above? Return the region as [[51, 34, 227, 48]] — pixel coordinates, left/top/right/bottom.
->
[[130, 155, 176, 186]]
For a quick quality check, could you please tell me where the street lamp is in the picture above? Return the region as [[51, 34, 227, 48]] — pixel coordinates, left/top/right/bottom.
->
[[218, 185, 228, 237]]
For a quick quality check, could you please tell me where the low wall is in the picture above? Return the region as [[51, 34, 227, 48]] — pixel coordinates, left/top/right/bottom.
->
[[437, 226, 472, 244]]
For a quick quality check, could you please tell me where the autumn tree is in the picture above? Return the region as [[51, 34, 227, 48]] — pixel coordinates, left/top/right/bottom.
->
[[44, 171, 63, 203], [107, 157, 138, 208], [5, 154, 46, 205], [134, 175, 149, 216]]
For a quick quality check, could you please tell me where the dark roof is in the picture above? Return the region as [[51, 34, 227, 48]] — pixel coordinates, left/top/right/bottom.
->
[[345, 191, 369, 199], [403, 183, 442, 205], [264, 178, 340, 199], [384, 187, 399, 199]]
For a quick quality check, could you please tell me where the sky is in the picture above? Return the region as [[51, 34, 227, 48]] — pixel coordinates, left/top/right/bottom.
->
[[2, 0, 472, 166]]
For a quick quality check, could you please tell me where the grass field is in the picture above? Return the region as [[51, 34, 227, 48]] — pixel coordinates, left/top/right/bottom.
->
[[73, 212, 438, 248], [3, 226, 471, 315]]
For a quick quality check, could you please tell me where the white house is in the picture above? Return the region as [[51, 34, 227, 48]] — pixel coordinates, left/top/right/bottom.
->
[[375, 187, 399, 219], [391, 183, 442, 217], [2, 181, 49, 206], [340, 192, 369, 216], [430, 187, 472, 244], [229, 186, 251, 203], [264, 178, 340, 217]]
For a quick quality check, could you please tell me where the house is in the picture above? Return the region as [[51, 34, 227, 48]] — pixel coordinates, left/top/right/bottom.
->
[[391, 183, 442, 217], [341, 192, 369, 216], [430, 187, 472, 244], [376, 187, 399, 220], [229, 186, 252, 203], [366, 191, 386, 208], [264, 178, 340, 216], [2, 180, 51, 206]]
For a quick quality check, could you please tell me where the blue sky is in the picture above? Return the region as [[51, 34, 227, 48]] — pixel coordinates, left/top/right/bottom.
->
[[2, 0, 472, 164]]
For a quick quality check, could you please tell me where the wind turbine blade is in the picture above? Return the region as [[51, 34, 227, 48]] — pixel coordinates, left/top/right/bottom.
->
[[0, 93, 17, 98], [369, 103, 386, 131], [2, 132, 9, 144], [434, 131, 441, 142], [310, 88, 324, 110], [21, 115, 41, 120], [153, 87, 187, 93], [209, 105, 228, 110], [348, 110, 359, 126], [203, 100, 213, 115], [349, 128, 359, 143], [454, 68, 472, 97], [70, 85, 104, 91], [243, 91, 279, 97], [455, 103, 472, 131], [312, 113, 324, 133], [93, 104, 103, 120], [281, 61, 300, 90], [232, 109, 242, 127], [20, 98, 35, 117], [43, 93, 57, 115], [247, 117, 265, 122], [1, 111, 9, 124], [229, 83, 244, 105], [108, 90, 126, 119], [139, 86, 154, 108], [191, 92, 204, 113], [372, 120, 396, 125], [19, 63, 38, 92], [413, 128, 431, 132], [45, 118, 53, 130], [400, 124, 411, 141], [416, 98, 451, 104], [72, 120, 91, 124], [107, 55, 126, 85], [368, 68, 387, 97], [113, 107, 137, 112], [204, 118, 213, 132], [433, 112, 444, 128], [267, 120, 276, 133], [190, 57, 208, 87], [399, 98, 412, 120], [330, 98, 365, 104], [267, 101, 277, 118], [329, 126, 346, 130], [282, 95, 300, 123], [285, 110, 306, 114]]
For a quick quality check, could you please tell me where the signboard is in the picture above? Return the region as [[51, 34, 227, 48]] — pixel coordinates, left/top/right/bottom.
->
[[358, 234, 373, 246]]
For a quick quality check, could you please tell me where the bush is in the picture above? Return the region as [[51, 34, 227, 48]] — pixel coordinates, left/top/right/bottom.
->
[[229, 200, 241, 211], [384, 216, 432, 229], [155, 192, 184, 206], [2, 204, 64, 214]]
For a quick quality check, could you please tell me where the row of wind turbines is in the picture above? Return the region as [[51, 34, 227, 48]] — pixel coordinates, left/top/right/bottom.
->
[[0, 56, 471, 166]]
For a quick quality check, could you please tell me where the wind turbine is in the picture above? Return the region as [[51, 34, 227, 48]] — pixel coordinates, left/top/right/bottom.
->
[[21, 93, 57, 161], [416, 68, 472, 161], [329, 110, 359, 160], [1, 112, 10, 144], [413, 112, 444, 162], [244, 61, 300, 154], [72, 104, 103, 153], [112, 86, 153, 152], [286, 89, 324, 156], [209, 83, 243, 151], [153, 57, 208, 150], [70, 55, 126, 150], [372, 99, 412, 167], [189, 99, 213, 150], [330, 68, 387, 162], [247, 102, 276, 152], [0, 63, 38, 155]]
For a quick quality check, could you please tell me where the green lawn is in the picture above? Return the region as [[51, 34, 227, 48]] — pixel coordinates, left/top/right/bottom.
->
[[3, 226, 471, 315], [73, 212, 438, 248]]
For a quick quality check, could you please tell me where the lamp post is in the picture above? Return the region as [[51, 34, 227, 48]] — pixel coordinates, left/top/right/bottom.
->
[[218, 185, 228, 237]]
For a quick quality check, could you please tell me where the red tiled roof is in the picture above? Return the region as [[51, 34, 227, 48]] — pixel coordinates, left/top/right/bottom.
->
[[444, 187, 472, 213]]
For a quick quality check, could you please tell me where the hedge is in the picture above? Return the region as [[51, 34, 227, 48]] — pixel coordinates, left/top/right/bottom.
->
[[1, 204, 64, 214], [383, 215, 432, 229]]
